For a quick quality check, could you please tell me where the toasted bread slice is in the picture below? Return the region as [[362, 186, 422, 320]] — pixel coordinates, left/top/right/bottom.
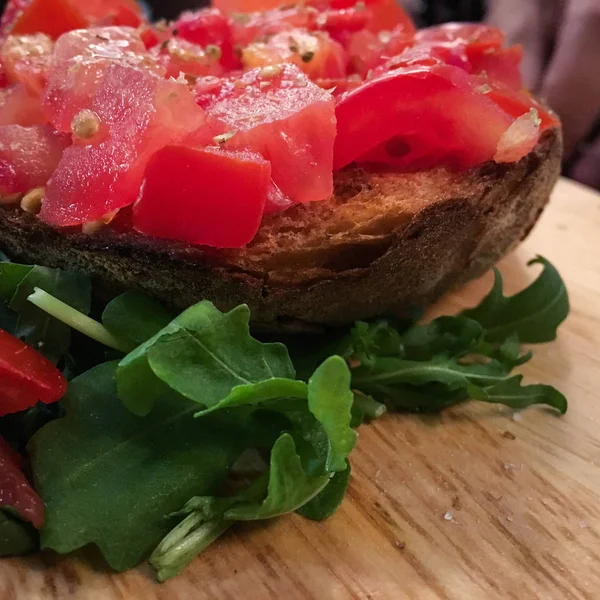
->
[[0, 128, 562, 331]]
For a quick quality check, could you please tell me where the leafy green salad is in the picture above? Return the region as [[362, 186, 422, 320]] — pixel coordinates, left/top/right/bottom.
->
[[0, 253, 569, 582]]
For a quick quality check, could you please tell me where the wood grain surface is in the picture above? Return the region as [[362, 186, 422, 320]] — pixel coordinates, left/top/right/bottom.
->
[[1, 177, 599, 600]]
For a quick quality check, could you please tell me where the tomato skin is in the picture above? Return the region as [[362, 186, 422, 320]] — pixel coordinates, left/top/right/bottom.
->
[[0, 436, 45, 528], [334, 64, 514, 171], [133, 146, 270, 248], [0, 329, 67, 420]]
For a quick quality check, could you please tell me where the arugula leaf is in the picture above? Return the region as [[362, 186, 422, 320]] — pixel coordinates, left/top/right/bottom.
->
[[352, 355, 509, 391], [195, 378, 308, 417], [471, 375, 567, 413], [463, 256, 569, 343], [307, 356, 356, 473], [102, 292, 173, 347], [0, 262, 91, 363], [195, 356, 356, 474], [29, 362, 270, 571], [117, 302, 294, 415], [400, 316, 484, 361], [225, 434, 331, 520], [297, 463, 351, 521], [0, 510, 37, 557]]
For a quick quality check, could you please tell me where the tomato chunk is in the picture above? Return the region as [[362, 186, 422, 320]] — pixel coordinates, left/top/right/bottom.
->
[[242, 29, 347, 80], [0, 329, 67, 419], [1, 0, 88, 40], [0, 124, 70, 195], [174, 8, 238, 70], [133, 146, 270, 248], [0, 84, 45, 125], [1, 33, 53, 95], [334, 64, 514, 171], [40, 64, 205, 226], [0, 436, 45, 528], [194, 63, 335, 204], [153, 38, 224, 80], [42, 27, 151, 132]]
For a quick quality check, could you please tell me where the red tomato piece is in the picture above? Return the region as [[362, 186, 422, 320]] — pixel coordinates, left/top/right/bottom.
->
[[469, 45, 523, 91], [0, 436, 45, 528], [334, 64, 514, 171], [0, 328, 67, 419], [41, 65, 205, 226], [314, 74, 362, 97], [1, 33, 53, 95], [194, 63, 335, 204], [153, 38, 224, 79], [242, 29, 347, 81], [79, 0, 144, 27], [174, 8, 239, 70], [133, 145, 270, 248], [0, 124, 70, 195], [213, 0, 284, 14], [1, 0, 88, 40], [484, 82, 558, 131], [42, 27, 151, 132], [0, 84, 44, 125]]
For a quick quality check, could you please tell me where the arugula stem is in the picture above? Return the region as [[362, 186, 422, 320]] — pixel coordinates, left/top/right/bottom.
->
[[27, 287, 134, 354], [352, 392, 387, 421], [150, 514, 233, 582]]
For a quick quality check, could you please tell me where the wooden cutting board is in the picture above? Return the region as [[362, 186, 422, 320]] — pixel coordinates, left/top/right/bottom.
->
[[2, 178, 599, 600]]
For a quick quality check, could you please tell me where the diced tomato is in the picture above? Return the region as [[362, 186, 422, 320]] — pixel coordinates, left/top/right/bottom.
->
[[1, 33, 53, 95], [484, 82, 558, 131], [230, 5, 371, 48], [174, 8, 239, 70], [334, 64, 515, 171], [43, 27, 151, 132], [415, 24, 505, 74], [0, 84, 45, 125], [213, 0, 284, 14], [314, 6, 370, 42], [0, 66, 7, 88], [194, 63, 335, 204], [470, 45, 523, 91], [133, 145, 270, 248], [80, 0, 144, 27], [314, 74, 362, 97], [0, 0, 88, 40], [0, 436, 45, 528], [416, 23, 504, 50], [153, 38, 224, 79], [40, 64, 205, 226], [242, 29, 347, 80], [0, 329, 67, 419], [0, 124, 70, 195]]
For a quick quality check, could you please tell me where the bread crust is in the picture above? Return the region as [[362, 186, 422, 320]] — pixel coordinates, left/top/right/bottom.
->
[[0, 128, 562, 331]]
